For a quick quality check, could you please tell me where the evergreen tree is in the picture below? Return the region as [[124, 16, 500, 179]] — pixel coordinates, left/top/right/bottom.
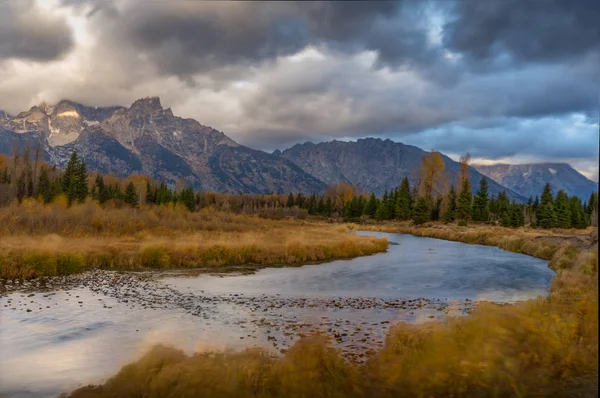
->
[[430, 196, 442, 221], [510, 203, 525, 227], [554, 190, 571, 229], [395, 177, 412, 220], [457, 178, 472, 223], [374, 198, 388, 221], [472, 177, 489, 222], [123, 181, 139, 207], [500, 209, 512, 227], [180, 187, 196, 211], [146, 181, 156, 204], [363, 193, 378, 218], [287, 193, 295, 208], [569, 196, 587, 229], [537, 183, 557, 228], [95, 175, 111, 204], [443, 185, 457, 223], [37, 166, 53, 203], [412, 196, 430, 225]]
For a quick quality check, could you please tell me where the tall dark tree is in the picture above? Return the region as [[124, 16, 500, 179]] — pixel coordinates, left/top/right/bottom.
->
[[554, 190, 571, 229], [287, 193, 295, 208], [412, 196, 430, 225], [395, 177, 412, 220], [537, 183, 557, 228], [443, 185, 457, 223], [37, 166, 53, 203], [180, 187, 196, 211], [472, 177, 489, 222], [363, 193, 378, 218], [123, 181, 139, 207], [457, 178, 472, 223]]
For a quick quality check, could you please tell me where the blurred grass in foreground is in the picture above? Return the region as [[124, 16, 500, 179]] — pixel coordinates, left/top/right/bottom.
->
[[67, 224, 598, 398]]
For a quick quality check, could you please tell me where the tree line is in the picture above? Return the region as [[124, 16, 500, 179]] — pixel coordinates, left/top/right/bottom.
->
[[0, 146, 597, 229]]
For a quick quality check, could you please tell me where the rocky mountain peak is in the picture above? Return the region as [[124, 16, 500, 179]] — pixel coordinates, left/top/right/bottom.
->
[[130, 96, 163, 113]]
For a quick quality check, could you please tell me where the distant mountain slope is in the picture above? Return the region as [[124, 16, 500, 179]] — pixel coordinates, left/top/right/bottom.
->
[[473, 163, 598, 200], [0, 97, 327, 194], [279, 138, 527, 202]]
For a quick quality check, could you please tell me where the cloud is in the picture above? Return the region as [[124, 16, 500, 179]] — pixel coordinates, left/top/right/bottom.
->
[[0, 0, 597, 176], [444, 0, 600, 67], [0, 1, 74, 62]]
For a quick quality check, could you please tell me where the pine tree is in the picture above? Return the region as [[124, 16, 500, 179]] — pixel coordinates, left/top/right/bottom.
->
[[472, 177, 489, 222], [430, 196, 442, 221], [537, 183, 557, 228], [37, 166, 52, 203], [180, 187, 196, 211], [395, 177, 412, 220], [61, 152, 80, 201], [554, 190, 571, 229], [457, 178, 472, 223], [443, 185, 457, 223], [510, 203, 525, 227], [374, 198, 388, 221], [124, 181, 138, 207], [363, 193, 378, 218], [287, 193, 295, 208], [145, 181, 156, 204], [75, 160, 88, 202], [412, 197, 430, 225], [500, 209, 512, 227]]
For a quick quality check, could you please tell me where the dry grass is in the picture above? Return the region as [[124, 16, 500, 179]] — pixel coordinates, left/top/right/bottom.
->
[[67, 222, 598, 398], [0, 200, 387, 279]]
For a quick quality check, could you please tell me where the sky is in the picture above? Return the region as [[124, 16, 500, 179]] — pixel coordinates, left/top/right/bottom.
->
[[0, 0, 598, 181]]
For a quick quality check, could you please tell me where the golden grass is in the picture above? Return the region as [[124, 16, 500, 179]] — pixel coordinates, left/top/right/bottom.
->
[[0, 200, 387, 279], [67, 223, 598, 398]]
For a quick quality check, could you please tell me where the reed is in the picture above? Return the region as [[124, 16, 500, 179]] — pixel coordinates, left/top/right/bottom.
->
[[67, 223, 598, 398]]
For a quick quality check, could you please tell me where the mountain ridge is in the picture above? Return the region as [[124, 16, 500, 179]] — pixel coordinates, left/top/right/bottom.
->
[[1, 97, 591, 201], [473, 162, 598, 200]]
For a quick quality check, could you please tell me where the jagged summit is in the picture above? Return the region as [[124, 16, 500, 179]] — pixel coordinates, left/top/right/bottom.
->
[[0, 97, 327, 194], [474, 162, 597, 199], [130, 96, 163, 112]]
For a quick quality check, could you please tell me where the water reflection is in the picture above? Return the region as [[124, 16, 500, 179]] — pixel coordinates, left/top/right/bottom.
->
[[0, 232, 553, 397]]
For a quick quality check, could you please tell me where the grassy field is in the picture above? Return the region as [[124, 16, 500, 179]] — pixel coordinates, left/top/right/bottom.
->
[[65, 222, 598, 398], [0, 199, 387, 279]]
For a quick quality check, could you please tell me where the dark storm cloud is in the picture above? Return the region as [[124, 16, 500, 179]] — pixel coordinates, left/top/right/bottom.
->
[[0, 1, 74, 61], [0, 0, 597, 172], [95, 1, 441, 77], [444, 0, 600, 66]]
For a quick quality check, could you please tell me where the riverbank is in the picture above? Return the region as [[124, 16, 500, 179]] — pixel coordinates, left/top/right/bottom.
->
[[0, 201, 387, 280], [65, 223, 598, 398]]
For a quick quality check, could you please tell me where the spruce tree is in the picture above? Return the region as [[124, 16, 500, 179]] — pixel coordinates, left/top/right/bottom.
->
[[395, 177, 412, 220], [180, 187, 196, 211], [37, 167, 52, 203], [430, 196, 442, 221], [61, 152, 80, 198], [287, 193, 295, 208], [472, 177, 489, 222], [510, 203, 525, 227], [124, 181, 139, 207], [537, 183, 557, 228], [554, 190, 571, 229], [363, 193, 378, 218], [457, 178, 472, 223], [374, 198, 388, 221], [443, 185, 457, 223], [413, 197, 430, 225], [145, 181, 155, 204]]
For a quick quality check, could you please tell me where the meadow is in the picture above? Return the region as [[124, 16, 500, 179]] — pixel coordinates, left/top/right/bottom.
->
[[0, 198, 387, 279]]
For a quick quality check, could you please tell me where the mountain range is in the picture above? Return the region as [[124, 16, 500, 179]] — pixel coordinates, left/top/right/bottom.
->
[[0, 97, 595, 200], [473, 163, 598, 201]]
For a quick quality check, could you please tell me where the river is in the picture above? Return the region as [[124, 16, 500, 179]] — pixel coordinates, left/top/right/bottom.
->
[[0, 232, 554, 398]]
